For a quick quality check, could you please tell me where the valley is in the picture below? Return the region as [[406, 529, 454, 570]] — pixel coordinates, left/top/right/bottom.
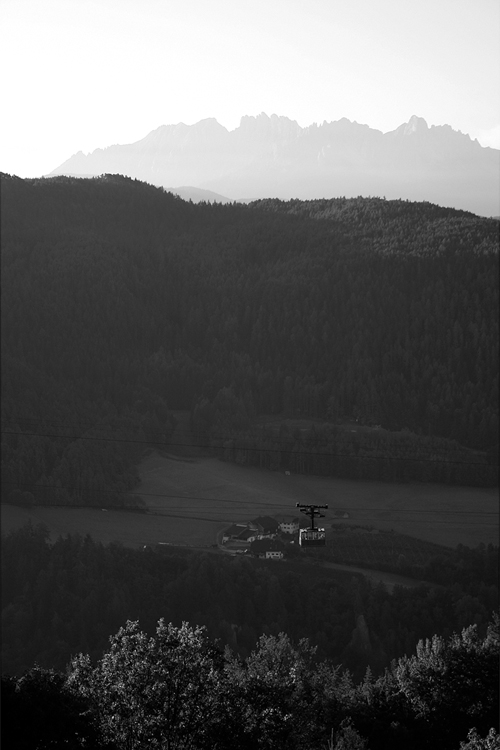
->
[[3, 445, 497, 551], [3, 4, 499, 745], [2, 175, 497, 680]]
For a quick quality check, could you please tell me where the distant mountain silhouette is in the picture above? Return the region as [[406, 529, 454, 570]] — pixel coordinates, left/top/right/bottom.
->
[[49, 113, 500, 215]]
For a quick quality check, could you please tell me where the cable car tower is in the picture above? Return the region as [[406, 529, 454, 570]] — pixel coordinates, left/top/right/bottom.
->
[[296, 503, 328, 547]]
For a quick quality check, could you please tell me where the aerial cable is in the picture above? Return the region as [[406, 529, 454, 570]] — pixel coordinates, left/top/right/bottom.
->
[[0, 428, 493, 467], [2, 414, 495, 457], [3, 480, 497, 514]]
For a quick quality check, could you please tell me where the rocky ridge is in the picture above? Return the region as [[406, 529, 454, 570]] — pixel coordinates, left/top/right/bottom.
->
[[49, 113, 500, 215]]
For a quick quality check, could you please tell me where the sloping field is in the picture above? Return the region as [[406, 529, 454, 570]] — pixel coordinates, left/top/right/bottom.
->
[[135, 451, 497, 548], [0, 503, 218, 549], [2, 451, 497, 550]]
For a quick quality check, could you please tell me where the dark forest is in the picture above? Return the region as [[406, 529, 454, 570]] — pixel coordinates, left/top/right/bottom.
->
[[1, 174, 498, 509]]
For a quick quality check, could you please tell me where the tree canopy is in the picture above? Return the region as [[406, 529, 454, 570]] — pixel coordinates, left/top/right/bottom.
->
[[4, 615, 497, 749]]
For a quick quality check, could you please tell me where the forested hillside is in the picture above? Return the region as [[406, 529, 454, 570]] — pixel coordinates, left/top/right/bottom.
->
[[1, 174, 498, 508]]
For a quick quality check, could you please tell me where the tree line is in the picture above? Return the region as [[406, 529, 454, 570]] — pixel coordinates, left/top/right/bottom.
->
[[202, 416, 497, 486]]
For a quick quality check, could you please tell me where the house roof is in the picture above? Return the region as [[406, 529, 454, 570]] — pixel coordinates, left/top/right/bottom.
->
[[275, 515, 300, 524], [250, 538, 285, 554], [252, 516, 279, 533], [238, 527, 258, 541], [224, 523, 248, 537]]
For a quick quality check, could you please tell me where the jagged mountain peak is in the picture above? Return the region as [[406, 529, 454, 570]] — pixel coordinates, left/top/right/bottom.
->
[[142, 118, 228, 146], [388, 115, 429, 137], [191, 117, 228, 132], [48, 114, 499, 216], [238, 112, 301, 137], [239, 111, 295, 125], [405, 114, 429, 133]]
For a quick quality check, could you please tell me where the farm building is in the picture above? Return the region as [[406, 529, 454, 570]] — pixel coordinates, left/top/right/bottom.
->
[[250, 538, 285, 560], [252, 516, 279, 535], [223, 518, 279, 544], [222, 524, 250, 543], [237, 527, 260, 542], [275, 515, 300, 535]]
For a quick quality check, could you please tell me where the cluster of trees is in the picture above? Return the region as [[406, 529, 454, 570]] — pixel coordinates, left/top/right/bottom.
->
[[203, 418, 497, 486], [2, 524, 497, 682], [322, 533, 498, 589], [1, 174, 498, 508], [2, 616, 499, 749]]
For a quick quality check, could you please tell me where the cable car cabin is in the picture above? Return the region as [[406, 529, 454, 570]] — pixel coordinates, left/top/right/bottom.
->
[[299, 528, 326, 547]]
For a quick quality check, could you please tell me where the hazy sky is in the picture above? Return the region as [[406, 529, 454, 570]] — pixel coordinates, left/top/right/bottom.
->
[[1, 0, 499, 177]]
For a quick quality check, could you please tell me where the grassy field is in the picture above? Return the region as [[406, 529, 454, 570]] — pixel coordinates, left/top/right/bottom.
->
[[2, 450, 497, 550], [136, 450, 498, 546]]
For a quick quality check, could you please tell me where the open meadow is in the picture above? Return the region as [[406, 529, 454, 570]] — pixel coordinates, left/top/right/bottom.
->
[[3, 450, 496, 551], [134, 451, 498, 548]]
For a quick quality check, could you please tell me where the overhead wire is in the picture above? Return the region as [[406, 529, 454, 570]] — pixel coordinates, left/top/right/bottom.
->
[[2, 413, 495, 459], [2, 481, 497, 526], [2, 418, 497, 528], [1, 423, 495, 467], [4, 409, 494, 445]]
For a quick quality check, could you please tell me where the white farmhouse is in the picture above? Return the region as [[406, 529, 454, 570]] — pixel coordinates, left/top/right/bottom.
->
[[275, 515, 300, 535]]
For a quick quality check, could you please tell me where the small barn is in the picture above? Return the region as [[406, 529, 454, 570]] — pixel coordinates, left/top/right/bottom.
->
[[250, 538, 285, 560]]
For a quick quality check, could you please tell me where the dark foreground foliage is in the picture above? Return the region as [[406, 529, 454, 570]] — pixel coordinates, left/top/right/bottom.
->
[[2, 617, 499, 749]]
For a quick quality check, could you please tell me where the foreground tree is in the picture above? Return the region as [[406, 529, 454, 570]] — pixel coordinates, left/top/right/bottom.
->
[[328, 719, 368, 749], [4, 615, 499, 750], [394, 615, 499, 748], [67, 619, 229, 750], [1, 667, 102, 749], [460, 728, 500, 750], [226, 631, 322, 749]]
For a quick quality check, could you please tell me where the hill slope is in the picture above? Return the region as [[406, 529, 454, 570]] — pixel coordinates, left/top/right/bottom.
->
[[1, 174, 498, 508]]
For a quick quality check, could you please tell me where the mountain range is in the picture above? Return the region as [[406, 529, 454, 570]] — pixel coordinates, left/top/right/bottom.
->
[[49, 113, 499, 215]]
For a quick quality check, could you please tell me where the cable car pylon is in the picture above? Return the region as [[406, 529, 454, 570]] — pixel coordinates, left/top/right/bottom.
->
[[296, 503, 328, 547]]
